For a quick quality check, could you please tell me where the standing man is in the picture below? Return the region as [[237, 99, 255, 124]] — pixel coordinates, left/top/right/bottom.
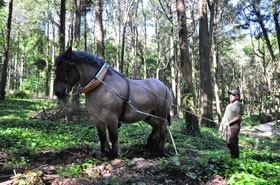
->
[[219, 89, 244, 158]]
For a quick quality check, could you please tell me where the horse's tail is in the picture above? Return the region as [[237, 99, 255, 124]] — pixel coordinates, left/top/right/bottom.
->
[[164, 86, 172, 126], [167, 113, 171, 126]]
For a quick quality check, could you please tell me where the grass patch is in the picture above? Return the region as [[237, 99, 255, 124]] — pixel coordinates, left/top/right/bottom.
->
[[0, 99, 279, 184]]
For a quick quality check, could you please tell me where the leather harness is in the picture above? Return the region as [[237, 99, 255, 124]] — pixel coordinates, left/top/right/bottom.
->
[[79, 62, 110, 94], [78, 62, 130, 123]]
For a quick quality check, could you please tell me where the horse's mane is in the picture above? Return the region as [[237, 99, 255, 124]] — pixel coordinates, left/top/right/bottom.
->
[[55, 50, 106, 67], [73, 51, 106, 68]]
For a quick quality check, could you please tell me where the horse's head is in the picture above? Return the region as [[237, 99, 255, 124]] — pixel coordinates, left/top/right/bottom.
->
[[54, 46, 80, 100]]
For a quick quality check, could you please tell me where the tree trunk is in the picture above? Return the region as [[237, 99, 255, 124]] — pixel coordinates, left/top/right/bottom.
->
[[74, 0, 82, 48], [131, 24, 138, 78], [84, 10, 87, 51], [254, 4, 275, 59], [142, 2, 147, 79], [213, 37, 222, 122], [49, 22, 56, 99], [212, 2, 222, 122], [0, 0, 13, 100], [95, 0, 105, 57], [253, 2, 279, 91], [60, 0, 66, 53], [272, 2, 280, 53], [176, 0, 199, 133], [45, 15, 50, 97], [199, 0, 214, 127], [71, 0, 86, 110], [155, 16, 160, 79], [168, 6, 177, 115], [120, 0, 135, 73], [189, 0, 198, 108]]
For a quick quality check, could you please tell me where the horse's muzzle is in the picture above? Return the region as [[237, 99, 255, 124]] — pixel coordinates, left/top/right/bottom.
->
[[54, 89, 66, 99]]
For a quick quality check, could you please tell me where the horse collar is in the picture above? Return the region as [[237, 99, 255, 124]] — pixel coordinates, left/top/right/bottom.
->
[[79, 62, 110, 94]]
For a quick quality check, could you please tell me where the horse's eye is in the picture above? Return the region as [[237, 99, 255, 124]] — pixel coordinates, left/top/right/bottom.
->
[[64, 78, 73, 86]]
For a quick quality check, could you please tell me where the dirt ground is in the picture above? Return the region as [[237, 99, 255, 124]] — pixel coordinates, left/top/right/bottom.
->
[[0, 143, 230, 185], [1, 108, 278, 185]]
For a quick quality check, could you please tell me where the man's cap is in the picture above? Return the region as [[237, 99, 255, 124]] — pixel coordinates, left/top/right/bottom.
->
[[228, 89, 240, 96]]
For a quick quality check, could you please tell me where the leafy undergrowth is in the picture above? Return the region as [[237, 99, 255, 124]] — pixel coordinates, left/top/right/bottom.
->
[[0, 99, 279, 185]]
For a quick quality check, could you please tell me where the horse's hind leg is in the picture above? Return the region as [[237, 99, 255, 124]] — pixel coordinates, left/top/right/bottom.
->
[[146, 118, 167, 156]]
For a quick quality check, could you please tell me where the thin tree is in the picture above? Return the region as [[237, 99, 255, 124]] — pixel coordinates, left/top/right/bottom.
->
[[250, 2, 276, 63], [176, 0, 199, 133], [74, 0, 82, 48], [120, 0, 135, 73], [60, 0, 66, 53], [272, 1, 280, 58], [95, 0, 105, 57], [71, 0, 83, 110], [198, 0, 215, 127], [0, 0, 13, 100]]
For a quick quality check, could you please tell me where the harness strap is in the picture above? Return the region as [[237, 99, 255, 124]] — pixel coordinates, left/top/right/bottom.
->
[[115, 72, 130, 122], [79, 62, 110, 94]]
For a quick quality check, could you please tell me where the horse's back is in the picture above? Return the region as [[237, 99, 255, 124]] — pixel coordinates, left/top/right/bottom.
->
[[130, 78, 173, 108]]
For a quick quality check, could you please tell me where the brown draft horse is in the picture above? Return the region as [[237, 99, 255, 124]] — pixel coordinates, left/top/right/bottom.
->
[[54, 47, 173, 158]]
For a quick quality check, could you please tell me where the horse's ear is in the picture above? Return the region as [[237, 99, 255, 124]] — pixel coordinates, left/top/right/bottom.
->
[[63, 46, 73, 60]]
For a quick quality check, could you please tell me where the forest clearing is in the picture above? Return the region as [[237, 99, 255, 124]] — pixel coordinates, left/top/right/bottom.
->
[[0, 99, 279, 184]]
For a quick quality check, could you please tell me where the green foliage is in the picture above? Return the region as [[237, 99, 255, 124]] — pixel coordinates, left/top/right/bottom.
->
[[0, 6, 7, 30], [13, 90, 30, 99], [227, 156, 280, 185], [274, 122, 280, 132], [21, 71, 45, 96], [56, 163, 83, 177], [0, 99, 279, 184], [242, 115, 259, 126]]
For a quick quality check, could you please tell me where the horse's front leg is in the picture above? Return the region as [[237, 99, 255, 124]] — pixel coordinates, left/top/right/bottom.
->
[[107, 119, 120, 159], [96, 123, 110, 157]]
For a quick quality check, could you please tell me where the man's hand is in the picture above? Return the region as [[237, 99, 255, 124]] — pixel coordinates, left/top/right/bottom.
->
[[224, 122, 230, 127]]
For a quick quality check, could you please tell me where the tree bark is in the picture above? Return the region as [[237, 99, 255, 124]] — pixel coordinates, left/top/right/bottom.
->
[[176, 0, 199, 133], [131, 24, 138, 78], [74, 0, 82, 48], [45, 11, 50, 97], [49, 21, 56, 99], [60, 0, 66, 53], [212, 1, 222, 122], [95, 0, 105, 57], [272, 1, 280, 56], [142, 1, 147, 79], [0, 0, 13, 100], [84, 10, 87, 51], [120, 0, 135, 73], [199, 0, 214, 127], [168, 3, 177, 115], [213, 37, 222, 122]]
